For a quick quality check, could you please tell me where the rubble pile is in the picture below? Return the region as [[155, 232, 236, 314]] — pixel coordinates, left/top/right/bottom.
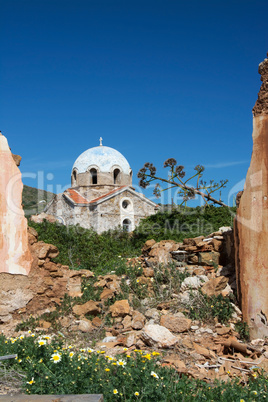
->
[[0, 227, 93, 325], [1, 227, 267, 383], [141, 226, 235, 297]]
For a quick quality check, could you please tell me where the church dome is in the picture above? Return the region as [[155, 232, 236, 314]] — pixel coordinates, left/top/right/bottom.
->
[[72, 145, 131, 174]]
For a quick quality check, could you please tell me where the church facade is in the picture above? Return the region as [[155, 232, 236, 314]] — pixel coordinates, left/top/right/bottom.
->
[[45, 141, 158, 233]]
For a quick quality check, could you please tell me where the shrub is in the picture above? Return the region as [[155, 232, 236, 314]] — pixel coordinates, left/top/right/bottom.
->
[[28, 206, 236, 273], [28, 220, 140, 274], [132, 205, 236, 246]]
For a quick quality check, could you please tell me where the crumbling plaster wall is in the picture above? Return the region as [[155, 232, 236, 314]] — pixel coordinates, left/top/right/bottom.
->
[[234, 53, 268, 339], [0, 133, 32, 275]]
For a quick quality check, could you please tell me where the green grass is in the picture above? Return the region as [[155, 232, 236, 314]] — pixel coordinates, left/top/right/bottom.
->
[[0, 334, 267, 401]]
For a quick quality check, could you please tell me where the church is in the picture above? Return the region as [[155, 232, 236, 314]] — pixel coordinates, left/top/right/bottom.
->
[[45, 139, 158, 233]]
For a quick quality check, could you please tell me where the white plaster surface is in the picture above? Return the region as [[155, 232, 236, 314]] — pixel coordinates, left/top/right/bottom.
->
[[72, 146, 131, 174]]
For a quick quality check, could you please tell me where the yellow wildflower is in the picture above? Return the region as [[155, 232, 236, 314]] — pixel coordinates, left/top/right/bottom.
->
[[144, 353, 151, 360]]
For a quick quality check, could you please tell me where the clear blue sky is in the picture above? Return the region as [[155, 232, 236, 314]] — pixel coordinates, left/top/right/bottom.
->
[[1, 0, 267, 206]]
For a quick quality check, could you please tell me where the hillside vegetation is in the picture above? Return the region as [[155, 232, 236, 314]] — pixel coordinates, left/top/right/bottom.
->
[[22, 185, 55, 216], [28, 205, 236, 273]]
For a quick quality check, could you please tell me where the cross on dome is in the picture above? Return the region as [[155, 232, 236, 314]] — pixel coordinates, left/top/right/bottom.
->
[[99, 137, 103, 146]]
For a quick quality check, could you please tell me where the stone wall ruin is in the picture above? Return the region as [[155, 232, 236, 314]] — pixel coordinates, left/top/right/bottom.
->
[[234, 52, 268, 339], [0, 132, 32, 275]]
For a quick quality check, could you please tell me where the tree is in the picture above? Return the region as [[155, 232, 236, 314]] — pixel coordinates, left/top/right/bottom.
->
[[137, 158, 228, 207]]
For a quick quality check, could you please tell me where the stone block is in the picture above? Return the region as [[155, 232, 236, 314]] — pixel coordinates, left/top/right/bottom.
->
[[198, 251, 220, 266]]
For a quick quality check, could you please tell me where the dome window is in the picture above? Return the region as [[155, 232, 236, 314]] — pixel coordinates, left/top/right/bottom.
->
[[72, 170, 77, 186], [113, 168, 121, 184], [122, 218, 132, 232], [90, 168, 98, 184]]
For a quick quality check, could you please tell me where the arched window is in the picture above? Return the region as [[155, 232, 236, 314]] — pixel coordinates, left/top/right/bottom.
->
[[113, 168, 121, 184], [90, 168, 97, 184], [122, 200, 129, 209], [122, 218, 132, 232], [72, 170, 77, 186]]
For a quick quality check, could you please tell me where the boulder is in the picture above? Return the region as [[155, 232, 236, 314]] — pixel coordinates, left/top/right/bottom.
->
[[142, 239, 156, 255], [180, 276, 208, 292], [131, 310, 146, 329], [122, 314, 132, 329], [199, 251, 220, 266], [148, 248, 172, 265], [148, 240, 179, 265], [109, 300, 130, 317], [77, 319, 94, 333], [183, 238, 196, 246], [125, 332, 137, 347], [143, 267, 154, 277], [92, 316, 103, 327], [100, 288, 115, 300], [68, 269, 94, 278], [73, 300, 101, 316], [216, 326, 231, 335], [211, 239, 222, 252], [144, 308, 160, 323], [27, 227, 38, 245], [201, 276, 229, 297], [160, 313, 192, 333], [31, 241, 59, 260], [141, 324, 178, 348]]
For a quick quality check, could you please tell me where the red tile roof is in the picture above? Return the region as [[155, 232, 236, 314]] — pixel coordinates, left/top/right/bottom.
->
[[89, 186, 127, 204], [66, 189, 90, 204]]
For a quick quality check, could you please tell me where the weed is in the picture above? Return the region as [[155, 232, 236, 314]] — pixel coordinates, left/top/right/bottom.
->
[[235, 321, 250, 342], [184, 290, 235, 324]]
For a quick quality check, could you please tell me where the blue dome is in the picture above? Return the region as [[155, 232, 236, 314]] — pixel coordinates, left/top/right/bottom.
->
[[72, 146, 131, 174]]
